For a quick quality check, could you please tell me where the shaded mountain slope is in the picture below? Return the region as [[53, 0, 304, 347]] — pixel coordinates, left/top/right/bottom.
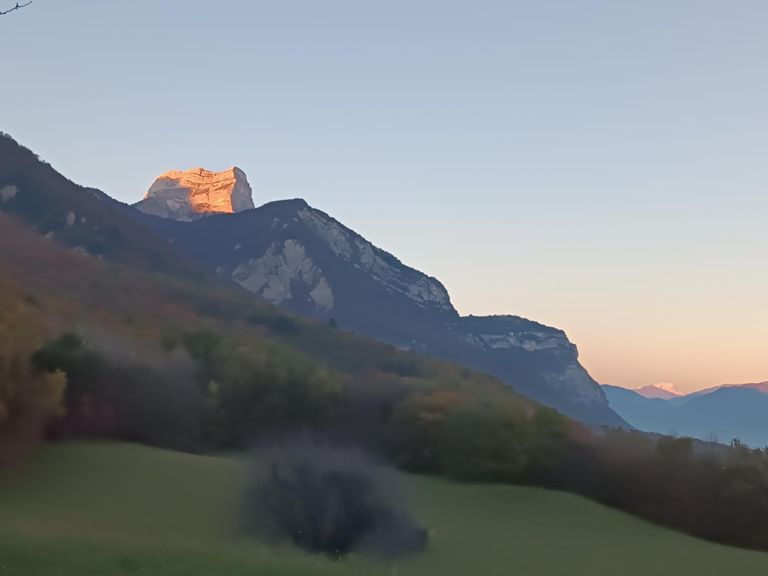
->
[[1, 134, 623, 426], [0, 207, 538, 415], [0, 134, 203, 278], [136, 199, 625, 427]]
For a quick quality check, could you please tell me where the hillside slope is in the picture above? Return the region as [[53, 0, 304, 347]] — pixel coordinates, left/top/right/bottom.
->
[[1, 442, 767, 576], [0, 134, 203, 278]]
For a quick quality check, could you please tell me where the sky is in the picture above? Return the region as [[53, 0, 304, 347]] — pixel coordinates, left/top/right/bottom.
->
[[2, 0, 767, 392]]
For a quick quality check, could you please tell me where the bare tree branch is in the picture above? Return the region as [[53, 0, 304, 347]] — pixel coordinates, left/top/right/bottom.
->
[[0, 1, 33, 16]]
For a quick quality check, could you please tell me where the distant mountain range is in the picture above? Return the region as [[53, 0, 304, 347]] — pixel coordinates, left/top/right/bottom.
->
[[0, 135, 626, 427], [603, 383, 768, 447]]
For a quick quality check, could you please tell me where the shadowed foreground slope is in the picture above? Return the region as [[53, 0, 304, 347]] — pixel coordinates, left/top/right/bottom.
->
[[1, 442, 767, 576]]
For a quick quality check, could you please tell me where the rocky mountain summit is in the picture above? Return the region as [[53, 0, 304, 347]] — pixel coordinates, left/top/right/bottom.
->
[[134, 167, 255, 221]]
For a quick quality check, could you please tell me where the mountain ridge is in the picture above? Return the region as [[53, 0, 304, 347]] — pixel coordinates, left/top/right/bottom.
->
[[135, 187, 624, 426], [0, 134, 206, 279], [0, 142, 626, 427]]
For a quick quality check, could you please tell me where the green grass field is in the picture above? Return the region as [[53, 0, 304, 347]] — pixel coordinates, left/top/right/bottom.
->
[[1, 442, 767, 576]]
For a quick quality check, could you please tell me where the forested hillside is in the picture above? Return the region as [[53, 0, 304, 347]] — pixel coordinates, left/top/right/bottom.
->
[[2, 211, 768, 551]]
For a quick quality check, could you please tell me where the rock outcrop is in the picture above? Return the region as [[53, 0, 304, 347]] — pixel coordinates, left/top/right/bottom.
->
[[134, 167, 254, 221]]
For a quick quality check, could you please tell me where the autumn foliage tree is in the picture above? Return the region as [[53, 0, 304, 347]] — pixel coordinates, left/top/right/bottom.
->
[[386, 389, 568, 481], [0, 287, 65, 466]]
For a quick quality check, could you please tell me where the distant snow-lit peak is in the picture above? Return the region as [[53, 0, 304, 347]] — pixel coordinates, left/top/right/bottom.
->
[[635, 382, 683, 400]]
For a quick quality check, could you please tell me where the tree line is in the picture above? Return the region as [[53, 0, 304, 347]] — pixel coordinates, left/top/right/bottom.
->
[[3, 309, 768, 551]]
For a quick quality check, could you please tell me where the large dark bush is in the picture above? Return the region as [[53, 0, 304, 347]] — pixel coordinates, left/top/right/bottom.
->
[[243, 443, 428, 559]]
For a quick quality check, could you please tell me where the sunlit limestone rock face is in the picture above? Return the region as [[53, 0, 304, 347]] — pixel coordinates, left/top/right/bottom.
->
[[134, 167, 254, 221]]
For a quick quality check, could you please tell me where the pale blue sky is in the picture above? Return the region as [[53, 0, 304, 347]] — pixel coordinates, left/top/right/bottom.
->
[[2, 0, 767, 390]]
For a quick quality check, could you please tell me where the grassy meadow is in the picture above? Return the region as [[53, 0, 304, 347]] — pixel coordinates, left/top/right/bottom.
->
[[0, 442, 767, 576]]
